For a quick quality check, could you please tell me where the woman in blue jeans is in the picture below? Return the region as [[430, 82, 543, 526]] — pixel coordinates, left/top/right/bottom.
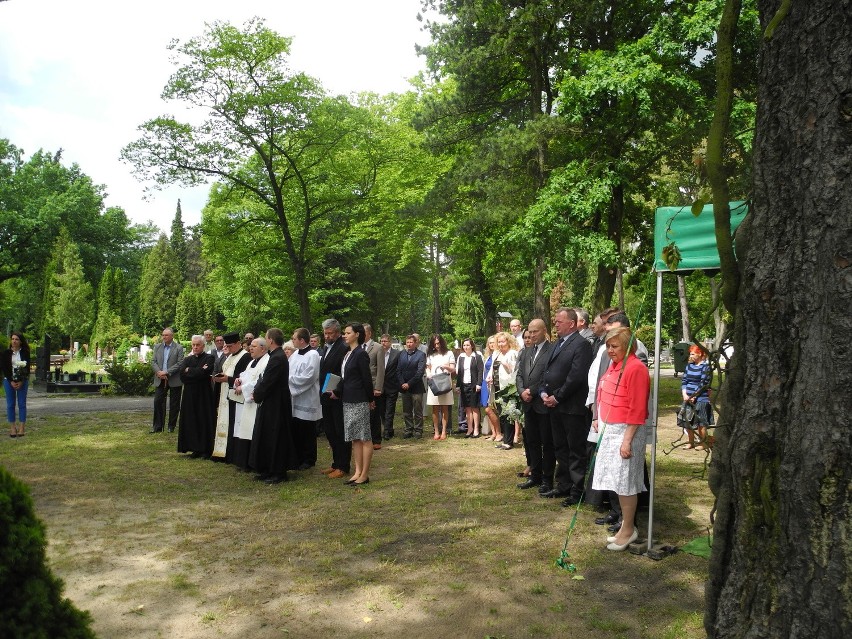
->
[[2, 332, 31, 437]]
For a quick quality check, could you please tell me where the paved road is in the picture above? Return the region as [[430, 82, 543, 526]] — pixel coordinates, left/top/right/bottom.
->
[[27, 385, 151, 415]]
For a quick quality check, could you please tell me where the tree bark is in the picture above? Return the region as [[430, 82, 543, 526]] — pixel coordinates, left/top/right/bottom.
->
[[592, 183, 624, 312], [706, 2, 852, 637]]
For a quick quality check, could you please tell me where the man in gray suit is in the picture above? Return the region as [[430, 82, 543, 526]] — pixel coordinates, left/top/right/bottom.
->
[[151, 327, 185, 433]]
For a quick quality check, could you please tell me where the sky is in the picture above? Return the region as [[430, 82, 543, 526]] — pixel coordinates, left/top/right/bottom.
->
[[0, 0, 431, 233]]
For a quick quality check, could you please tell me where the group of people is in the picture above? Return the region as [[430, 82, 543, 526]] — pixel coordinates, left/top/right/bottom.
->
[[497, 308, 654, 551], [147, 306, 675, 551], [150, 321, 386, 487]]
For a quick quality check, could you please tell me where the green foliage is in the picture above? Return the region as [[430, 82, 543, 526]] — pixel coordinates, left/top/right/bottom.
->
[[173, 284, 216, 340], [45, 231, 95, 348], [103, 359, 154, 396], [0, 466, 96, 638], [448, 286, 486, 340], [170, 200, 188, 281], [137, 235, 182, 334]]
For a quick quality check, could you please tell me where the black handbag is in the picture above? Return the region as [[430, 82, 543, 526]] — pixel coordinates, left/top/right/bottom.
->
[[428, 372, 453, 396]]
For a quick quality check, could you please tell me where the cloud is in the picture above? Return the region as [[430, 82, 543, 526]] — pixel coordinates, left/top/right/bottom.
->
[[0, 0, 428, 232]]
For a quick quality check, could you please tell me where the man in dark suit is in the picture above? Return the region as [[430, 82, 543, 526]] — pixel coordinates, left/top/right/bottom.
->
[[150, 327, 184, 433], [318, 318, 349, 478], [378, 334, 400, 440], [539, 308, 593, 506], [515, 319, 554, 492], [249, 328, 294, 484], [363, 324, 385, 449], [397, 334, 426, 438]]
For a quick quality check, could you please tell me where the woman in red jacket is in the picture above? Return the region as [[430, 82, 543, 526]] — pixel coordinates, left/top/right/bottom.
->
[[591, 326, 650, 551]]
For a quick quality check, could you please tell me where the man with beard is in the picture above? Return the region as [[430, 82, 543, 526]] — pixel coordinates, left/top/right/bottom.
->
[[249, 328, 295, 484], [212, 332, 251, 463], [177, 335, 216, 458]]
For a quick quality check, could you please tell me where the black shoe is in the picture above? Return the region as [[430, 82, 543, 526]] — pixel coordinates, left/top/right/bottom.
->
[[383, 432, 394, 440], [517, 478, 542, 490], [595, 513, 619, 526], [561, 495, 581, 507], [190, 452, 203, 458], [167, 427, 175, 433], [538, 484, 553, 495], [540, 488, 571, 499], [402, 433, 413, 439], [297, 462, 312, 471], [264, 474, 288, 484], [607, 521, 623, 533], [254, 473, 270, 481], [149, 428, 163, 434]]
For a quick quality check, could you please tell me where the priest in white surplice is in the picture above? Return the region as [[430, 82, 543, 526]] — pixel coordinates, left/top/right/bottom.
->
[[212, 332, 251, 462], [289, 328, 322, 470], [232, 338, 270, 470]]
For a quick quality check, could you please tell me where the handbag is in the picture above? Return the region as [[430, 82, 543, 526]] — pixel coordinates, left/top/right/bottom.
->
[[677, 401, 697, 430], [428, 372, 453, 396]]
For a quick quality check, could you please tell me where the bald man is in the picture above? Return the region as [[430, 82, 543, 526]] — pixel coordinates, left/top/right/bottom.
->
[[515, 319, 554, 491]]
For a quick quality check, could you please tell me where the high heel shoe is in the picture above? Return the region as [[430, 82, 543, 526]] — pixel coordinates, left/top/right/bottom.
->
[[606, 528, 638, 551]]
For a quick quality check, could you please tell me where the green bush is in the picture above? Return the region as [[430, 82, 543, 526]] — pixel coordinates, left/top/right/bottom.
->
[[0, 466, 97, 638], [103, 360, 153, 396]]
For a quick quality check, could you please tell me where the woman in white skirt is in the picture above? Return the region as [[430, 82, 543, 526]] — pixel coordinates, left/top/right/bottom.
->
[[591, 326, 650, 551], [425, 334, 456, 440]]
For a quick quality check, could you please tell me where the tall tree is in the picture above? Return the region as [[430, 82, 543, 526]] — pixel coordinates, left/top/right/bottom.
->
[[137, 235, 182, 334], [706, 1, 852, 636], [46, 236, 95, 352], [122, 19, 389, 330], [169, 199, 188, 281]]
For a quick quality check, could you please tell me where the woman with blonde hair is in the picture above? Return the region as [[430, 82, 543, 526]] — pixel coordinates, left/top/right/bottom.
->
[[480, 334, 499, 439], [491, 331, 519, 450], [591, 326, 650, 551]]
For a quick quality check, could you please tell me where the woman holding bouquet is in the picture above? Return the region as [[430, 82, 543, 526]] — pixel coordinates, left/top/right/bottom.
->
[[2, 332, 31, 437]]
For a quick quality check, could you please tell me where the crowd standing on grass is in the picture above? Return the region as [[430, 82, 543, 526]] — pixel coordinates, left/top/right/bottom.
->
[[144, 307, 682, 551]]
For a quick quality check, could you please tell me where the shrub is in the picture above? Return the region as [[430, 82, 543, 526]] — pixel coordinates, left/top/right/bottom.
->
[[0, 466, 97, 638], [103, 360, 153, 396]]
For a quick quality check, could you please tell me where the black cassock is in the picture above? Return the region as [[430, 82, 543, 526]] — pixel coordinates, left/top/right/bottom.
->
[[177, 352, 216, 456], [249, 347, 296, 475]]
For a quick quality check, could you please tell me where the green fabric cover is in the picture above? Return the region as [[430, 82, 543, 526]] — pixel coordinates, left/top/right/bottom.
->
[[654, 201, 748, 272]]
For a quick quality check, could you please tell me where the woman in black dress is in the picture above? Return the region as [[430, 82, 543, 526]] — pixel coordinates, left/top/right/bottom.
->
[[332, 323, 374, 486]]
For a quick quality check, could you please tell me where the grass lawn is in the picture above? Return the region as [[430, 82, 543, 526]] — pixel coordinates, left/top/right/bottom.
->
[[2, 376, 714, 638]]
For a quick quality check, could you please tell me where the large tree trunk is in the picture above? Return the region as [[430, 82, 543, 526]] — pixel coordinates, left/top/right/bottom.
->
[[592, 183, 623, 312], [533, 255, 549, 326], [705, 2, 852, 637]]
